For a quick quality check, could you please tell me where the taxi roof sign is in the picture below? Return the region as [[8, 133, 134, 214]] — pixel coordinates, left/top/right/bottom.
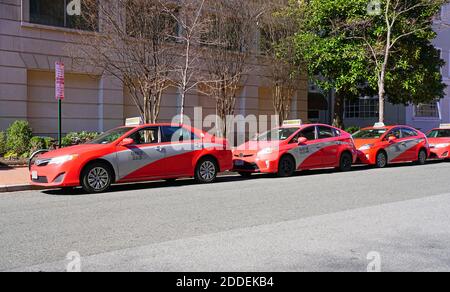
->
[[373, 122, 386, 128], [125, 117, 143, 126], [283, 119, 303, 126], [440, 123, 450, 129]]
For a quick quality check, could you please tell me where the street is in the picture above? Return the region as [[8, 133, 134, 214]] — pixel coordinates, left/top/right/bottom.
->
[[1, 161, 450, 272]]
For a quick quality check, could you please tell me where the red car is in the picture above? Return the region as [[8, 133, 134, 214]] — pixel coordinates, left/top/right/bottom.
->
[[427, 124, 450, 160], [232, 121, 357, 177], [30, 124, 232, 193], [353, 124, 430, 168]]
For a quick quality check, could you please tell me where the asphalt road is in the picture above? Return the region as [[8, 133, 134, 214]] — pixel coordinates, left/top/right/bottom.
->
[[1, 161, 450, 272]]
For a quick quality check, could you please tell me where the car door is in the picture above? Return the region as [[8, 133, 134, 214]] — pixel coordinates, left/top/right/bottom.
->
[[401, 128, 421, 161], [316, 125, 339, 166], [160, 126, 200, 176], [384, 127, 407, 162], [290, 126, 322, 169], [116, 126, 167, 181]]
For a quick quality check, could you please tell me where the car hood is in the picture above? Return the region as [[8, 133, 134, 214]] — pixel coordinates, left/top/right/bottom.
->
[[38, 144, 111, 158], [235, 141, 283, 152], [353, 138, 379, 149], [428, 138, 450, 145]]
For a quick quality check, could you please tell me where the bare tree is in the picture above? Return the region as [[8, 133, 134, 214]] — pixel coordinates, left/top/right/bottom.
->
[[73, 0, 177, 124], [200, 0, 266, 137], [159, 0, 210, 124], [260, 0, 300, 125]]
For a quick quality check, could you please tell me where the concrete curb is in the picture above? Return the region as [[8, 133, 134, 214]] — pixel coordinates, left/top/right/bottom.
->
[[0, 184, 47, 193]]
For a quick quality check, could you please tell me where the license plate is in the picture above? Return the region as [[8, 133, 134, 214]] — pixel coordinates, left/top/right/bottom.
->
[[31, 171, 38, 180], [234, 160, 244, 166]]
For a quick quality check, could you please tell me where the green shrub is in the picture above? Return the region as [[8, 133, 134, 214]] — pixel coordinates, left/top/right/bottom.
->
[[62, 131, 99, 147], [30, 136, 47, 153], [0, 131, 6, 156], [6, 120, 33, 155], [4, 151, 18, 160], [345, 126, 360, 134]]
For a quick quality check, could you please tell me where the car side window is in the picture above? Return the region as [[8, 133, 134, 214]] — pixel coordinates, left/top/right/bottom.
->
[[161, 126, 196, 143], [299, 126, 317, 141], [129, 127, 159, 145], [318, 126, 335, 139], [402, 128, 418, 138], [386, 128, 402, 140]]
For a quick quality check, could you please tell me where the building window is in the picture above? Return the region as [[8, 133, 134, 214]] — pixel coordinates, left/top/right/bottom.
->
[[29, 0, 98, 31], [414, 102, 440, 118], [344, 98, 379, 119]]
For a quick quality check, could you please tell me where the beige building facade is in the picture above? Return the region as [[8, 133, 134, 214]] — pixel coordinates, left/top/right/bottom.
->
[[0, 0, 308, 137]]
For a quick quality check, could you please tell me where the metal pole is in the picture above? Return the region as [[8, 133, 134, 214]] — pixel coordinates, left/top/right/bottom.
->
[[58, 99, 62, 148]]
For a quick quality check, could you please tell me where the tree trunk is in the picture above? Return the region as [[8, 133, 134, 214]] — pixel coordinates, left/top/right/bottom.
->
[[333, 91, 345, 129], [378, 78, 385, 123]]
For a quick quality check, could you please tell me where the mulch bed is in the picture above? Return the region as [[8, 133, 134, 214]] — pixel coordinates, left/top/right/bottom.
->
[[0, 158, 29, 169]]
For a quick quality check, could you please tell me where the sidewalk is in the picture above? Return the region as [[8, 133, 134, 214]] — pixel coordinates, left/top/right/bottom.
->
[[0, 167, 36, 193]]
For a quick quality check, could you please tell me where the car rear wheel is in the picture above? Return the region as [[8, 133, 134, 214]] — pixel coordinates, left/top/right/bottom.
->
[[376, 151, 388, 168], [277, 156, 296, 177], [195, 157, 218, 184], [339, 152, 353, 172], [416, 149, 428, 165], [81, 162, 113, 194]]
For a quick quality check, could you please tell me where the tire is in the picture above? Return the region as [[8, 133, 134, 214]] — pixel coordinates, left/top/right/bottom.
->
[[339, 152, 353, 172], [238, 172, 253, 178], [81, 162, 113, 194], [195, 157, 218, 184], [277, 155, 296, 177], [375, 151, 388, 168], [416, 149, 428, 165]]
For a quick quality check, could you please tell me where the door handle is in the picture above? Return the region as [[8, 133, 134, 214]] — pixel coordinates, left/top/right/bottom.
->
[[156, 146, 165, 152]]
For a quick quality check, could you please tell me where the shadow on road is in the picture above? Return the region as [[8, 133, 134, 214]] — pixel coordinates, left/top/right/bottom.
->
[[42, 159, 448, 196]]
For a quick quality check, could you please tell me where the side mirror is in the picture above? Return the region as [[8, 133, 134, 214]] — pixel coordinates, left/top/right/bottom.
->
[[298, 137, 308, 145], [119, 138, 134, 146], [388, 136, 397, 143]]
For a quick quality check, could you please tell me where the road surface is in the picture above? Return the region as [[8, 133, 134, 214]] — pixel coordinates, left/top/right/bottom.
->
[[1, 161, 450, 272]]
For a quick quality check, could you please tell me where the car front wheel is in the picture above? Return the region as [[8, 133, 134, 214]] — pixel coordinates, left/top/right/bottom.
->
[[81, 162, 113, 193], [277, 156, 296, 177], [376, 151, 388, 168]]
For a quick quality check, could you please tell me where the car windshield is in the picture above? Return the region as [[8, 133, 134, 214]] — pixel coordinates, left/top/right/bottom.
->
[[353, 129, 387, 139], [254, 127, 299, 141], [427, 129, 450, 138], [87, 127, 134, 144]]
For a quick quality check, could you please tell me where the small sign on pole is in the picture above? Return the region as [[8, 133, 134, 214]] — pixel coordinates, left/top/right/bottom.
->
[[55, 62, 65, 100], [55, 62, 65, 148]]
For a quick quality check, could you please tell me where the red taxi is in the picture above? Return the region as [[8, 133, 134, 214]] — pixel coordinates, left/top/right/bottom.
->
[[232, 120, 357, 177], [353, 123, 430, 168], [427, 124, 450, 160], [30, 123, 232, 193]]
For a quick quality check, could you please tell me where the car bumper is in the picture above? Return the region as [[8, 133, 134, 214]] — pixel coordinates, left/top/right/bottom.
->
[[29, 164, 80, 187], [429, 148, 450, 159], [356, 150, 375, 165], [232, 157, 277, 173]]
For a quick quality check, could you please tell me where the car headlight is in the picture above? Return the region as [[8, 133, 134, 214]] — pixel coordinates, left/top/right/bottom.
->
[[257, 148, 274, 156], [358, 144, 374, 151], [49, 154, 79, 165], [435, 143, 450, 149]]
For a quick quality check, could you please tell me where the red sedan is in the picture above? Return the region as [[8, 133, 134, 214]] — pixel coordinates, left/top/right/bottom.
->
[[427, 125, 450, 160], [353, 124, 430, 168], [30, 124, 232, 193], [232, 121, 357, 177]]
